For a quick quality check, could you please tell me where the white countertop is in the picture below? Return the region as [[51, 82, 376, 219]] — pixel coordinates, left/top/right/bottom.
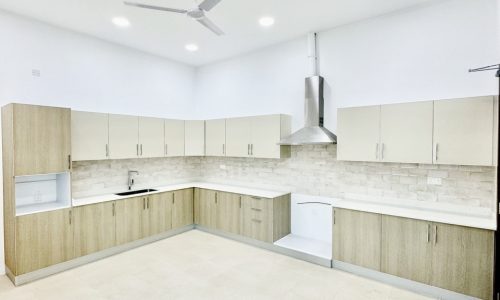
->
[[72, 182, 290, 207]]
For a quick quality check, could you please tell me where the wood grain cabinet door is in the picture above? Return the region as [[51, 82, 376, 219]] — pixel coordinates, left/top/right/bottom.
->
[[194, 189, 217, 228], [15, 209, 74, 275], [172, 189, 194, 229], [145, 192, 172, 237], [433, 96, 494, 166], [115, 197, 143, 245], [333, 208, 381, 271], [381, 215, 432, 284], [216, 192, 241, 234], [71, 111, 109, 161], [13, 104, 71, 175], [430, 223, 494, 300], [74, 202, 116, 257]]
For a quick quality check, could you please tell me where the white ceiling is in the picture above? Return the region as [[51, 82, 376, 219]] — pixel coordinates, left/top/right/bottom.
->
[[0, 0, 436, 66]]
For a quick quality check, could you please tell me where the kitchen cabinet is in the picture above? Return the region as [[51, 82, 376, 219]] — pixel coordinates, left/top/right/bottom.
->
[[380, 102, 433, 164], [337, 106, 380, 162], [381, 215, 432, 284], [430, 223, 493, 300], [205, 119, 226, 156], [138, 117, 164, 158], [433, 96, 494, 166], [172, 189, 194, 229], [5, 104, 71, 175], [15, 209, 74, 275], [195, 189, 217, 228], [332, 208, 381, 271], [108, 114, 139, 159], [141, 192, 173, 238], [74, 202, 116, 257], [226, 117, 252, 157], [184, 120, 205, 156], [216, 192, 241, 235], [71, 111, 109, 161], [115, 197, 143, 245], [225, 115, 291, 159], [164, 119, 185, 157]]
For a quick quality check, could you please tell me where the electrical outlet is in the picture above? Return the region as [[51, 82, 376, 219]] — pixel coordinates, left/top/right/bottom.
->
[[427, 177, 442, 185], [32, 69, 41, 77], [219, 164, 226, 170]]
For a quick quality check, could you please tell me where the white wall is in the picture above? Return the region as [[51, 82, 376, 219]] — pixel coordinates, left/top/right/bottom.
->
[[0, 10, 197, 275], [195, 0, 500, 133]]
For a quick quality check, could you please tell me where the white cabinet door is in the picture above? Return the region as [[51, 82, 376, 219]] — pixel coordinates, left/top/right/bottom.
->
[[337, 106, 381, 162], [251, 115, 284, 159], [108, 114, 139, 159], [226, 117, 251, 157], [165, 119, 184, 157], [380, 102, 433, 164], [434, 97, 494, 166], [71, 111, 109, 161], [185, 120, 205, 156], [205, 119, 226, 156], [138, 117, 164, 158]]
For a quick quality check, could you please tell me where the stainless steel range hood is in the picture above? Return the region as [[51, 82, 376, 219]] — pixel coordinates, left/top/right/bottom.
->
[[278, 33, 337, 145]]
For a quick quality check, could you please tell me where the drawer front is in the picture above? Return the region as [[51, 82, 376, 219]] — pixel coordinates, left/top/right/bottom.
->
[[248, 196, 266, 209], [242, 196, 273, 243]]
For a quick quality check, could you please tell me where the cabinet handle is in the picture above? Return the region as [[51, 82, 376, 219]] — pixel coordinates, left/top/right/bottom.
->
[[165, 144, 168, 156], [239, 196, 242, 208], [375, 143, 379, 160], [136, 144, 139, 156], [427, 224, 430, 243], [69, 210, 72, 225], [251, 144, 253, 155], [251, 196, 261, 200], [333, 209, 336, 225], [434, 143, 439, 162], [68, 155, 71, 170], [434, 225, 438, 244], [215, 193, 218, 204], [251, 219, 262, 223], [140, 144, 143, 156], [173, 193, 175, 204], [251, 208, 262, 212], [381, 143, 385, 160], [247, 144, 250, 155], [147, 197, 149, 209], [222, 144, 225, 155], [106, 144, 109, 157], [112, 203, 116, 216], [143, 198, 146, 210]]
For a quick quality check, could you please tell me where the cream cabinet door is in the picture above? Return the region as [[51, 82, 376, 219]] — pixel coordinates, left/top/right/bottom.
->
[[337, 106, 380, 162], [165, 119, 185, 157], [205, 119, 226, 156], [250, 115, 284, 159], [226, 117, 251, 157], [71, 111, 109, 161], [108, 114, 139, 159], [380, 102, 433, 164], [433, 97, 494, 166], [185, 120, 205, 156], [138, 117, 164, 158]]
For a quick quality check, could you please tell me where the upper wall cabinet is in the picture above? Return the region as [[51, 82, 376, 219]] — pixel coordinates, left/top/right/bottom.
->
[[138, 117, 164, 158], [185, 120, 205, 156], [226, 114, 291, 159], [380, 102, 433, 164], [205, 119, 226, 157], [108, 114, 139, 159], [433, 96, 494, 166], [337, 106, 380, 162], [164, 119, 184, 157], [71, 111, 109, 161], [3, 104, 71, 175]]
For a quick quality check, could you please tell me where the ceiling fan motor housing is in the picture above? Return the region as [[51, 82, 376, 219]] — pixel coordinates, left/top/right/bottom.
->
[[187, 9, 205, 19]]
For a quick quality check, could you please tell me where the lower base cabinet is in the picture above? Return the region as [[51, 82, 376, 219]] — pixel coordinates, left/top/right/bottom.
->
[[142, 192, 173, 237], [15, 209, 74, 275], [335, 208, 494, 300], [115, 197, 143, 245], [195, 188, 290, 243], [172, 188, 194, 229], [74, 202, 116, 257]]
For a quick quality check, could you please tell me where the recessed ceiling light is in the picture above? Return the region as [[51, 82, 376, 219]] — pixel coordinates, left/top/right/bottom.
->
[[185, 44, 199, 52], [112, 17, 130, 28], [259, 16, 275, 27]]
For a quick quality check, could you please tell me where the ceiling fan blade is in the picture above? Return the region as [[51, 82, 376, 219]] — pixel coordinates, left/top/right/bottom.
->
[[198, 0, 222, 11], [124, 2, 187, 14], [196, 16, 224, 36]]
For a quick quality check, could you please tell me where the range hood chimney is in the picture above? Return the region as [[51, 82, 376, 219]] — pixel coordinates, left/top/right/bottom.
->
[[278, 33, 337, 145]]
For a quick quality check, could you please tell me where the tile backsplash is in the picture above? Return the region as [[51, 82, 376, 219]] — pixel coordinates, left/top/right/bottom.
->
[[72, 145, 496, 211]]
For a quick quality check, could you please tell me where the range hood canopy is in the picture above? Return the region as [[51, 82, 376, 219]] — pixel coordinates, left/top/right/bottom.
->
[[278, 33, 337, 145]]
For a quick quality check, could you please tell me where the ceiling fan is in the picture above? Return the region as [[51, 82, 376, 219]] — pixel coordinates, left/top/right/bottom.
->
[[124, 0, 224, 36]]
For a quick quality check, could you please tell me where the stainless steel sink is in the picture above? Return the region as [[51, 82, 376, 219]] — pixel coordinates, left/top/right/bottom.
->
[[115, 189, 157, 196]]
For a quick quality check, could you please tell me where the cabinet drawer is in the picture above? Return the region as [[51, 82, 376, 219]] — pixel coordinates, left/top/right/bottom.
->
[[248, 196, 266, 209]]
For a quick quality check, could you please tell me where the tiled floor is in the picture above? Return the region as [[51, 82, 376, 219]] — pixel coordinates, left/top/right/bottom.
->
[[0, 230, 434, 299]]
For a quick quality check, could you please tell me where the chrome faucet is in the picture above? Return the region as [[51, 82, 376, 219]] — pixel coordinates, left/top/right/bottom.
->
[[128, 170, 139, 190]]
